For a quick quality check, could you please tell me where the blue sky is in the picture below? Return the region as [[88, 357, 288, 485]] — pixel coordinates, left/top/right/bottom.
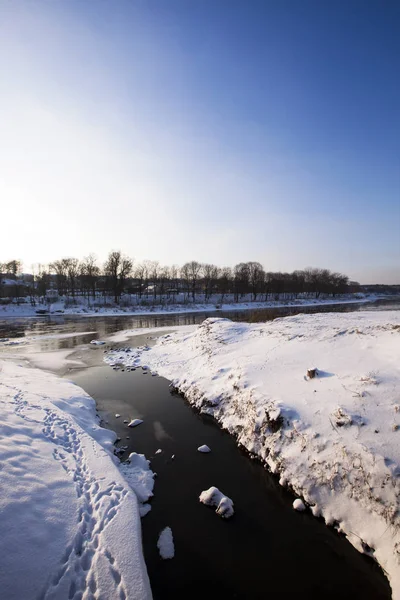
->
[[0, 0, 399, 283]]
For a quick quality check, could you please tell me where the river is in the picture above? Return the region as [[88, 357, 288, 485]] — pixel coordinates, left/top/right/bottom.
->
[[0, 298, 398, 598]]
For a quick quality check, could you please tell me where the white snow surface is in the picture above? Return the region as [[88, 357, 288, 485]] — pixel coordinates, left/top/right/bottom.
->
[[157, 527, 175, 559], [0, 360, 152, 600], [199, 486, 235, 519], [109, 312, 400, 598]]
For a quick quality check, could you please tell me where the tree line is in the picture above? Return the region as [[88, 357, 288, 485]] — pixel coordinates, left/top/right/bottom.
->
[[0, 252, 360, 305]]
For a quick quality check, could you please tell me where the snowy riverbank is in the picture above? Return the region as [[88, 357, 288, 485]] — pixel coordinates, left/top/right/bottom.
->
[[0, 360, 152, 600], [0, 293, 381, 319], [104, 311, 400, 598]]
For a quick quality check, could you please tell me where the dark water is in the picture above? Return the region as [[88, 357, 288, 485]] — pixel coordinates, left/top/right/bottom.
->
[[70, 336, 391, 600], [0, 298, 399, 351]]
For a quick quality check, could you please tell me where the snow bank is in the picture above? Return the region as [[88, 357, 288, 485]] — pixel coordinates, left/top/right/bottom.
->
[[0, 293, 381, 319], [112, 312, 400, 598], [157, 527, 175, 559], [0, 360, 152, 600], [119, 452, 155, 516], [199, 487, 234, 519]]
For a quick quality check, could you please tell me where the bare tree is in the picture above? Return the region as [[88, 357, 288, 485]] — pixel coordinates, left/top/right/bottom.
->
[[218, 266, 232, 302], [202, 263, 218, 301], [148, 261, 160, 302], [37, 266, 51, 302], [1, 260, 23, 304], [50, 260, 68, 296], [63, 258, 80, 300], [233, 263, 250, 301], [181, 261, 201, 301], [142, 260, 154, 298], [168, 265, 179, 300], [104, 251, 133, 303], [158, 266, 169, 299], [180, 263, 191, 300], [247, 262, 265, 301], [80, 254, 100, 300], [134, 263, 146, 299]]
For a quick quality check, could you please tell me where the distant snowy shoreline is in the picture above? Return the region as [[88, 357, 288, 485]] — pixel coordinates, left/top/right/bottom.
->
[[105, 311, 400, 599], [0, 293, 384, 320]]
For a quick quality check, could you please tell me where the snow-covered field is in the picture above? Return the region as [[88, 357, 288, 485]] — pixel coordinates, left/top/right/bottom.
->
[[0, 293, 379, 319], [0, 360, 152, 600], [104, 311, 400, 598]]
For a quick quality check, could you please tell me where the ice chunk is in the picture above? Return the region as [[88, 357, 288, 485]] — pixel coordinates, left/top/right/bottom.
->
[[293, 498, 306, 511], [198, 444, 211, 453], [140, 504, 152, 518], [128, 419, 143, 428], [157, 527, 175, 559], [199, 486, 234, 518], [115, 414, 121, 418]]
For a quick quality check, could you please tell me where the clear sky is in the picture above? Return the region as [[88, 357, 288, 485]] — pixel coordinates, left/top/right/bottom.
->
[[0, 0, 399, 283]]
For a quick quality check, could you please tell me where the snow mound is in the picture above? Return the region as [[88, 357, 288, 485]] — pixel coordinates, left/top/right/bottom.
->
[[157, 527, 175, 559], [199, 486, 234, 519], [0, 360, 151, 600], [198, 444, 211, 453]]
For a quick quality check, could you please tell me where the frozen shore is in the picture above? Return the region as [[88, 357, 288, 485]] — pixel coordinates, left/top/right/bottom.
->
[[105, 311, 400, 598], [0, 360, 152, 600], [0, 293, 381, 319]]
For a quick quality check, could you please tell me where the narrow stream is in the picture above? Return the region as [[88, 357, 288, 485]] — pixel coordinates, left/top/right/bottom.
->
[[70, 335, 391, 600]]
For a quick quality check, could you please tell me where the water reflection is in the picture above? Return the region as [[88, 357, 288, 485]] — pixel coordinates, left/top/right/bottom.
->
[[0, 298, 399, 352]]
